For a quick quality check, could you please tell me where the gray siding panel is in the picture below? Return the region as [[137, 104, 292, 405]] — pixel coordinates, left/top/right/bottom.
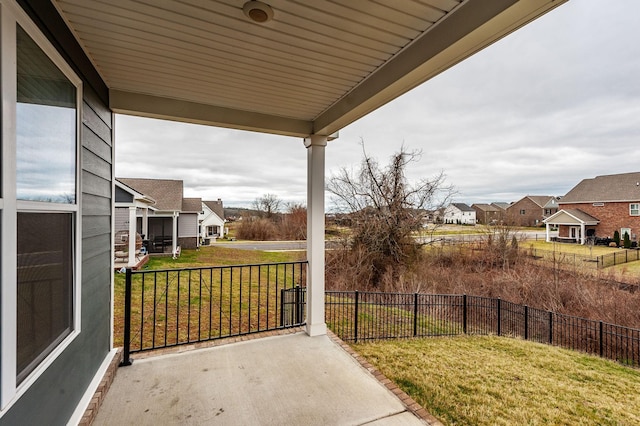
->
[[82, 170, 111, 198], [1, 78, 114, 426]]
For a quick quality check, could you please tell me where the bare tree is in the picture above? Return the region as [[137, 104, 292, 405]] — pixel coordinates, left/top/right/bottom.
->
[[327, 144, 454, 287], [253, 193, 281, 219]]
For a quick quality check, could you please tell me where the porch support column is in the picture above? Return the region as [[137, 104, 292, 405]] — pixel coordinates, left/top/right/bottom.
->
[[141, 207, 148, 239], [304, 135, 328, 337], [128, 206, 137, 267], [580, 222, 585, 245], [172, 212, 179, 255], [545, 222, 550, 242]]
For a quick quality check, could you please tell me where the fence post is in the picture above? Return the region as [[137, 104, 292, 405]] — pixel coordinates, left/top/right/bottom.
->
[[599, 321, 604, 357], [413, 293, 418, 337], [121, 268, 133, 366], [497, 298, 501, 336], [524, 305, 529, 340], [354, 291, 359, 343], [549, 311, 553, 344], [463, 294, 467, 334], [280, 288, 285, 327]]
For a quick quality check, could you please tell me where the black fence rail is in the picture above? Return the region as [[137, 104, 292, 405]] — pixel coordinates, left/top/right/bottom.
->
[[325, 291, 640, 367], [597, 249, 640, 268], [525, 247, 640, 269], [121, 261, 307, 364]]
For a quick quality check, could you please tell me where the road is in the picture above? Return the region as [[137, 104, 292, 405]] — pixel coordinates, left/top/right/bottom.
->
[[209, 230, 556, 251]]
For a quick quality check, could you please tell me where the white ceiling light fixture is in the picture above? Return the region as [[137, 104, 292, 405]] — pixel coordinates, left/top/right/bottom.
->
[[242, 1, 274, 23]]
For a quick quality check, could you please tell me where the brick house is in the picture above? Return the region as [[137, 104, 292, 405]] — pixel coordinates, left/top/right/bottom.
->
[[472, 203, 505, 225], [505, 196, 556, 227], [544, 172, 640, 244]]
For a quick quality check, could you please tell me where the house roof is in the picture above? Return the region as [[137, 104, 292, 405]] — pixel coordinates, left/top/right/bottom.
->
[[544, 209, 599, 225], [182, 197, 203, 213], [48, 0, 567, 137], [117, 178, 184, 211], [204, 200, 225, 219], [524, 195, 555, 208], [451, 203, 474, 212], [491, 202, 510, 210], [472, 203, 502, 212], [560, 172, 640, 203]]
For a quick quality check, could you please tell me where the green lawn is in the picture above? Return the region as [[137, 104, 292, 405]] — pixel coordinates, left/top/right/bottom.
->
[[354, 336, 640, 425], [525, 240, 620, 257]]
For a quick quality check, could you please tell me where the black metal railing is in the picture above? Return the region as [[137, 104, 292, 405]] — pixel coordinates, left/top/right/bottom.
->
[[121, 261, 307, 365], [325, 291, 640, 367]]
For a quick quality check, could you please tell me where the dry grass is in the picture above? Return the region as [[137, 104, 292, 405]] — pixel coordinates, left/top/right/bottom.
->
[[354, 336, 640, 425]]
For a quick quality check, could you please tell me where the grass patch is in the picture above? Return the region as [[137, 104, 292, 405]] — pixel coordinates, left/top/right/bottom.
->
[[353, 336, 640, 425], [114, 246, 306, 348], [526, 240, 620, 257]]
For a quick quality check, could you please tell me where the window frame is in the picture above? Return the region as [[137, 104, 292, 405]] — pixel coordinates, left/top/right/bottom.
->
[[630, 203, 639, 216], [0, 0, 82, 411]]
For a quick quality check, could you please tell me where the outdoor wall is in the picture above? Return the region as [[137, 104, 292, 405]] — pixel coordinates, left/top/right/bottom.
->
[[560, 202, 640, 240], [506, 198, 543, 227], [1, 2, 113, 424]]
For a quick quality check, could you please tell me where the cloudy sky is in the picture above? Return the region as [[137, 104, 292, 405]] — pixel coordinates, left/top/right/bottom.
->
[[115, 0, 640, 209]]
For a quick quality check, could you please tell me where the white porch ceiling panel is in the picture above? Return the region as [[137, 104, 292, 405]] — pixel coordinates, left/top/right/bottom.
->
[[53, 0, 566, 137]]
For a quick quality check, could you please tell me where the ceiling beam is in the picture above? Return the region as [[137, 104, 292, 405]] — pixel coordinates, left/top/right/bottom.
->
[[110, 90, 313, 137]]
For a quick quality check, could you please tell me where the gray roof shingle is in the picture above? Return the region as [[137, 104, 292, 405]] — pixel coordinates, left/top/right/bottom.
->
[[117, 178, 183, 211], [561, 172, 640, 203], [203, 200, 224, 219]]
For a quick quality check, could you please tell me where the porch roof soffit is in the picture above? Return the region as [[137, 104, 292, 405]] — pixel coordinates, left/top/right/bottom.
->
[[50, 0, 567, 138]]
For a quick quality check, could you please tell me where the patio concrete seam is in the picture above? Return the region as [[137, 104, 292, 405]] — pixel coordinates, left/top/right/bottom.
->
[[327, 330, 445, 426]]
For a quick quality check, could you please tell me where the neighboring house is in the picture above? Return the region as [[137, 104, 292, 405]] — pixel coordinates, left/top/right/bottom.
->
[[472, 203, 505, 225], [505, 196, 556, 227], [443, 203, 476, 225], [544, 172, 640, 244], [491, 202, 511, 211], [200, 199, 226, 243], [0, 1, 565, 424], [180, 198, 203, 249], [116, 178, 201, 253], [542, 197, 561, 219]]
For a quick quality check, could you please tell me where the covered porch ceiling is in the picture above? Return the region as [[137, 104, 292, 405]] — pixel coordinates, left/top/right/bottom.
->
[[50, 0, 566, 138]]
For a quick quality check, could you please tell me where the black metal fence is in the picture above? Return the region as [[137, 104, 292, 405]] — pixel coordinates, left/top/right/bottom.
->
[[525, 247, 640, 269], [325, 291, 640, 367], [597, 249, 640, 268], [121, 262, 307, 364]]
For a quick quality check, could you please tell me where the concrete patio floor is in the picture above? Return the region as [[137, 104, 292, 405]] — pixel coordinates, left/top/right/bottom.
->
[[93, 331, 438, 425]]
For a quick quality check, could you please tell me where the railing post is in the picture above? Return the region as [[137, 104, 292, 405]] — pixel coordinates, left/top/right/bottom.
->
[[549, 311, 553, 344], [280, 288, 285, 327], [599, 321, 604, 357], [497, 298, 501, 336], [413, 293, 418, 337], [463, 294, 467, 334], [524, 305, 529, 340], [295, 285, 302, 325], [354, 291, 359, 343], [121, 268, 133, 366]]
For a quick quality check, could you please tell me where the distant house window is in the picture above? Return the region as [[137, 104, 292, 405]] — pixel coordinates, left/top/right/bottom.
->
[[630, 204, 639, 216], [520, 210, 526, 215], [593, 203, 604, 207]]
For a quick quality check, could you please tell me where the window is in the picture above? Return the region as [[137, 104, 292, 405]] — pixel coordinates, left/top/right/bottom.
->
[[630, 204, 639, 216], [520, 209, 526, 215], [1, 1, 81, 409]]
